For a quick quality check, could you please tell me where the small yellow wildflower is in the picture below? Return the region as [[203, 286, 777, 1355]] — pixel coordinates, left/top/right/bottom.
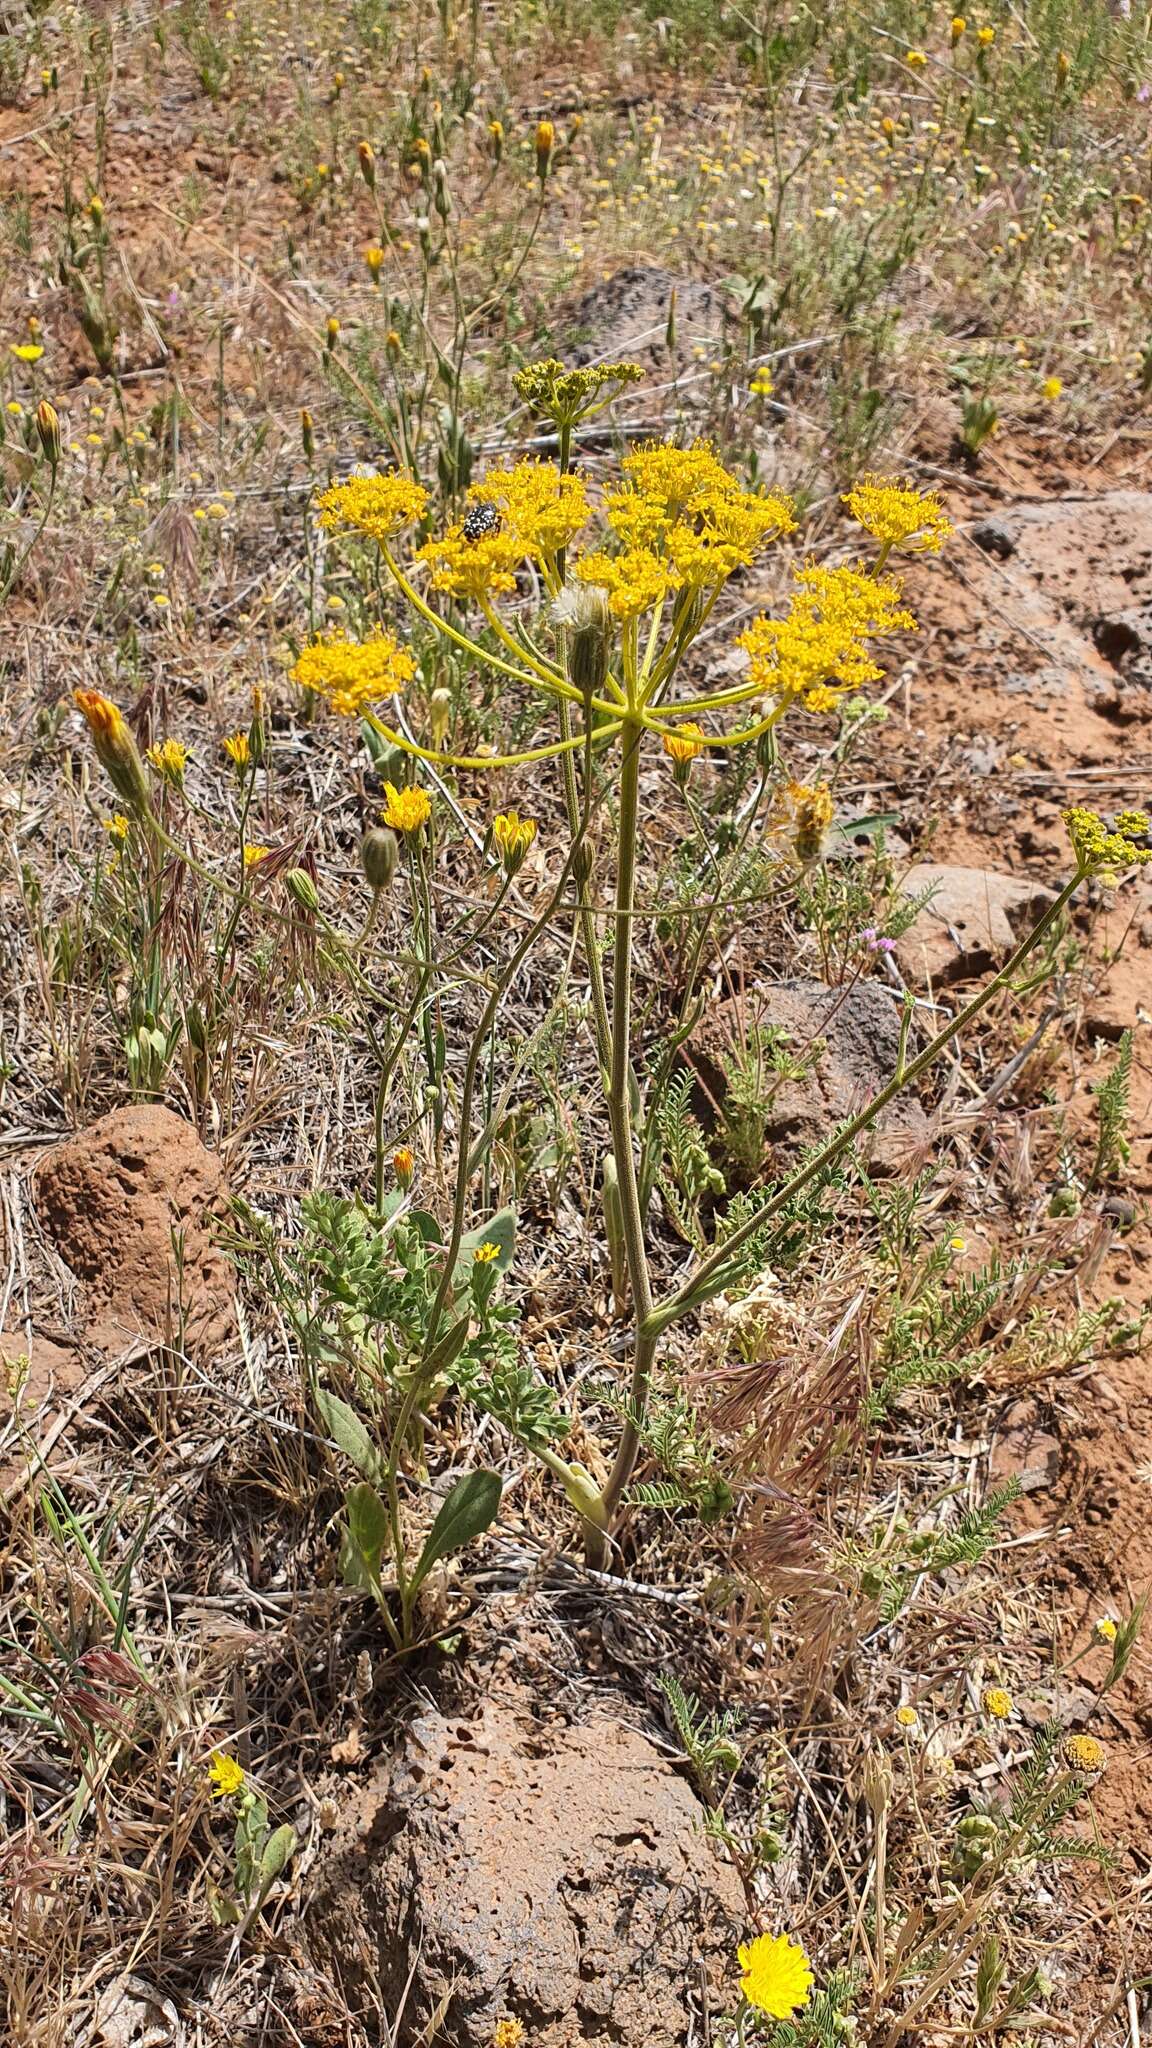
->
[[1042, 376, 1063, 401], [895, 1705, 920, 1729], [737, 1932, 814, 2019], [364, 244, 385, 279], [749, 367, 775, 398], [392, 1146, 415, 1185], [10, 343, 45, 364], [977, 24, 995, 46], [493, 2023, 524, 2048], [491, 809, 538, 874], [949, 1235, 966, 1252], [905, 48, 928, 68], [293, 631, 415, 717], [535, 118, 555, 179], [103, 814, 130, 842], [382, 780, 431, 834], [981, 1686, 1013, 1721], [1062, 1733, 1106, 1774], [1094, 1616, 1118, 1644], [223, 731, 251, 771], [146, 737, 188, 788], [663, 721, 706, 769], [843, 475, 952, 554], [208, 1750, 246, 1798], [950, 15, 966, 41], [316, 472, 430, 544], [473, 1240, 501, 1264], [243, 844, 271, 869]]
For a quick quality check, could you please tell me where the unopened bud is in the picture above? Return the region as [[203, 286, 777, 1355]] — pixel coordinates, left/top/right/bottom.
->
[[433, 159, 450, 220], [535, 118, 555, 181], [1055, 49, 1070, 87], [72, 690, 149, 813], [488, 117, 504, 162], [300, 407, 314, 460], [360, 826, 399, 891], [357, 138, 376, 188], [285, 867, 319, 912], [36, 398, 61, 469], [88, 194, 104, 227], [392, 1145, 414, 1188], [429, 687, 452, 747], [491, 809, 537, 876], [557, 584, 610, 698], [325, 316, 339, 351], [861, 1748, 893, 1817]]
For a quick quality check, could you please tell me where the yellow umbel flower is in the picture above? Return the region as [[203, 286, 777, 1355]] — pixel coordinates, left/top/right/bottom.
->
[[737, 1932, 814, 2019], [316, 472, 429, 543], [739, 565, 913, 712], [146, 737, 188, 787], [1062, 1733, 1106, 1774], [223, 731, 251, 770], [417, 525, 529, 599], [981, 1686, 1013, 1721], [575, 545, 679, 619], [467, 461, 590, 556], [603, 485, 675, 549], [208, 1750, 246, 1798], [843, 475, 952, 554], [382, 780, 431, 834], [293, 631, 416, 716], [493, 2022, 524, 2048], [1064, 806, 1150, 881], [491, 809, 538, 874], [620, 440, 741, 518], [666, 492, 795, 586]]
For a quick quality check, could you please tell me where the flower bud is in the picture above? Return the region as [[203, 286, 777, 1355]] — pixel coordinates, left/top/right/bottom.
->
[[491, 809, 537, 876], [662, 721, 704, 786], [433, 159, 450, 220], [535, 118, 554, 181], [36, 398, 61, 469], [556, 584, 610, 698], [360, 826, 398, 891], [429, 687, 452, 747], [1055, 48, 1070, 87], [300, 407, 314, 461], [357, 138, 376, 188], [73, 690, 150, 812], [392, 1145, 414, 1188], [285, 867, 319, 912], [325, 316, 339, 351], [488, 117, 504, 163], [88, 194, 104, 227]]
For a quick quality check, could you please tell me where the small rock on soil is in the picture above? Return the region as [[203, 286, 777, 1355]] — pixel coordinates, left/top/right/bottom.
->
[[306, 1702, 745, 2047], [35, 1105, 234, 1357], [897, 864, 1055, 983]]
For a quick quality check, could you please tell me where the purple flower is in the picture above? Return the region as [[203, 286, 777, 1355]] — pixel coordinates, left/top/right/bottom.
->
[[859, 927, 895, 954]]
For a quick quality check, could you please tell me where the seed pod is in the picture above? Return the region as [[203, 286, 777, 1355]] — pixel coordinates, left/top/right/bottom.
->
[[360, 826, 398, 891], [285, 867, 319, 912]]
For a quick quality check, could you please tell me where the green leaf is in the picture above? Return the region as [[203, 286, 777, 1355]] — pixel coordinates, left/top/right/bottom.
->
[[340, 1481, 390, 1597], [409, 1469, 501, 1596], [258, 1823, 296, 1885], [451, 1208, 516, 1292], [315, 1388, 384, 1483]]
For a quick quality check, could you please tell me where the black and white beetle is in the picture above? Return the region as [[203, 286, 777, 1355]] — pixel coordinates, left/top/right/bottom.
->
[[461, 501, 501, 543]]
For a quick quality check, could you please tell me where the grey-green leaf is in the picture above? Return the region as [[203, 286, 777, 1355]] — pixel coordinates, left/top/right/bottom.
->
[[409, 1470, 502, 1595], [451, 1208, 516, 1292], [315, 1387, 384, 1483]]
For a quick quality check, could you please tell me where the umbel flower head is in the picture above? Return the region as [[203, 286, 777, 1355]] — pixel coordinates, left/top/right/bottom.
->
[[1064, 806, 1150, 882], [316, 471, 429, 544], [293, 630, 416, 716], [737, 1931, 814, 2018], [467, 461, 590, 558], [73, 689, 150, 812], [739, 564, 915, 713], [417, 523, 530, 599], [842, 475, 952, 555], [512, 356, 645, 428]]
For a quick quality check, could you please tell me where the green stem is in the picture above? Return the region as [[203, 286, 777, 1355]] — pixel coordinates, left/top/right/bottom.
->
[[584, 717, 658, 1564]]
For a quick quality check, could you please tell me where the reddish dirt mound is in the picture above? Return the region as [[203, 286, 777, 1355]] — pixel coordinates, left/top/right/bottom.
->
[[35, 1106, 234, 1357]]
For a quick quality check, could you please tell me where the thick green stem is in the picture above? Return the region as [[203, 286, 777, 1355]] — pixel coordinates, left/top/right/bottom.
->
[[584, 718, 658, 1564]]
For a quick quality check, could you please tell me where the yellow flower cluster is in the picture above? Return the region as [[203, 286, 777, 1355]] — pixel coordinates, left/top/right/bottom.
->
[[1064, 806, 1150, 880], [590, 442, 794, 602], [468, 461, 590, 556], [382, 780, 431, 833], [417, 525, 528, 599], [842, 475, 952, 554], [1062, 1733, 1106, 1774], [981, 1686, 1013, 1720], [316, 472, 429, 543], [575, 544, 678, 620], [512, 357, 645, 423], [738, 564, 915, 712], [737, 1932, 814, 2019], [293, 631, 416, 717]]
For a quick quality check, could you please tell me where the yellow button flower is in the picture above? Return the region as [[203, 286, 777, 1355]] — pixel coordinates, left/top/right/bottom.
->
[[737, 1932, 814, 2019]]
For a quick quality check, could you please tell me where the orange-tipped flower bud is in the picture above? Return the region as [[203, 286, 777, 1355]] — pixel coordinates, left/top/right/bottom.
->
[[357, 138, 376, 188], [36, 398, 61, 469], [488, 117, 504, 163], [535, 118, 555, 181], [73, 690, 149, 812], [300, 407, 314, 460], [392, 1145, 415, 1188]]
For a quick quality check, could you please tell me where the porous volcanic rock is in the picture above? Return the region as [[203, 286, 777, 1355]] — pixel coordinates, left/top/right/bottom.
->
[[306, 1703, 745, 2047], [897, 864, 1055, 984], [35, 1105, 233, 1355], [688, 976, 929, 1172]]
